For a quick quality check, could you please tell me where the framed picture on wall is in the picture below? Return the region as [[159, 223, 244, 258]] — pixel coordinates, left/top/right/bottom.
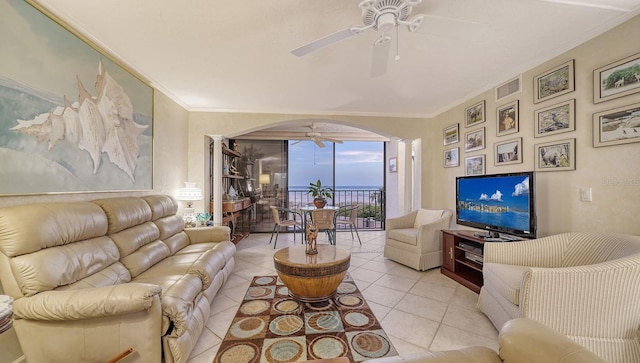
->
[[534, 99, 576, 137], [389, 157, 398, 173], [444, 147, 459, 168], [592, 102, 640, 147], [465, 127, 485, 152], [496, 101, 519, 136], [593, 52, 640, 103], [534, 59, 575, 103], [494, 138, 522, 166], [535, 138, 576, 172], [465, 100, 485, 127], [0, 0, 154, 196], [465, 155, 485, 175], [443, 123, 459, 145]]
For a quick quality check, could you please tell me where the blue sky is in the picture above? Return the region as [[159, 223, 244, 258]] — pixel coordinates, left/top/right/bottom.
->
[[458, 175, 530, 210], [288, 141, 384, 188]]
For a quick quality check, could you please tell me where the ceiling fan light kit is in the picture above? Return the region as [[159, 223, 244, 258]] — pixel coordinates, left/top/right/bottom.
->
[[292, 123, 344, 148], [291, 0, 426, 58], [290, 0, 436, 76]]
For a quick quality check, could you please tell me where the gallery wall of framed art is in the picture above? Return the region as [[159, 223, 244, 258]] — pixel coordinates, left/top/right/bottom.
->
[[431, 15, 640, 238]]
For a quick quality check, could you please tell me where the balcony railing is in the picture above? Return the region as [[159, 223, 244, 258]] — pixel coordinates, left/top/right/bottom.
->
[[285, 188, 385, 231]]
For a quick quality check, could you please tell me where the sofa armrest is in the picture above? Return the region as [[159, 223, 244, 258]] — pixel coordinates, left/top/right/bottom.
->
[[519, 257, 640, 337], [499, 318, 606, 363], [185, 226, 231, 244], [13, 283, 162, 321], [386, 211, 418, 232]]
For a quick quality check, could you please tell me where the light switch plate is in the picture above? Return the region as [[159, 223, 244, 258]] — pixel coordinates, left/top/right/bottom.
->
[[580, 187, 592, 202]]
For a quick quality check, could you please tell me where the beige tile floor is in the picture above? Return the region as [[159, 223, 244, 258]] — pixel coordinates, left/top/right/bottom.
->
[[186, 230, 499, 363]]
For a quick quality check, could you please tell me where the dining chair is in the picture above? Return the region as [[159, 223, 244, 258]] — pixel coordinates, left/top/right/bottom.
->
[[335, 205, 361, 245], [269, 206, 303, 249], [310, 209, 337, 245]]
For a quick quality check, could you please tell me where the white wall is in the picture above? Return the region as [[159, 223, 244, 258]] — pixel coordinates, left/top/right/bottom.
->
[[385, 141, 400, 218], [426, 15, 640, 236]]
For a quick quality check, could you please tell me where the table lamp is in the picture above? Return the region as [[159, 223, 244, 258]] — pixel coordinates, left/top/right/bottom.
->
[[176, 182, 202, 225], [259, 173, 270, 197]]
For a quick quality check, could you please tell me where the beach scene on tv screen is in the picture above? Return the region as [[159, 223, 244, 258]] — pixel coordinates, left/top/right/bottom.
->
[[458, 175, 531, 233]]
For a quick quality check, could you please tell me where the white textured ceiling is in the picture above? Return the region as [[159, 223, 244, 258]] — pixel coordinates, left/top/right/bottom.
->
[[31, 0, 640, 118]]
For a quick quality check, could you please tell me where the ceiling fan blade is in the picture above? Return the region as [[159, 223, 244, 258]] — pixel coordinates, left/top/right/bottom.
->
[[322, 137, 344, 144], [313, 139, 326, 148], [416, 14, 488, 41], [291, 27, 361, 57], [371, 35, 391, 78]]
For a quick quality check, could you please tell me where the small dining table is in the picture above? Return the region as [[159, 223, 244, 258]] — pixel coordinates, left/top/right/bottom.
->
[[294, 205, 339, 243]]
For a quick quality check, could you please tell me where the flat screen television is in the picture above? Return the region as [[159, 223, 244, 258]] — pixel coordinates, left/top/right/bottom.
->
[[456, 171, 536, 239]]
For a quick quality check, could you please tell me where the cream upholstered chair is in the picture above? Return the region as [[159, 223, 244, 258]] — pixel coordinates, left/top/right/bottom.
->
[[384, 208, 453, 271], [478, 232, 640, 363], [361, 318, 606, 363]]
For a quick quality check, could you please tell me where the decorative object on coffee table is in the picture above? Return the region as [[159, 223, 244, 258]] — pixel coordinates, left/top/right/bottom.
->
[[213, 275, 398, 363], [274, 245, 350, 302], [306, 221, 319, 255]]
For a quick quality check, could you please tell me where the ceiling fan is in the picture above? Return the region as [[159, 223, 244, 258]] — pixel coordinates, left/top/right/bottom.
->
[[291, 0, 486, 76], [292, 123, 344, 148]]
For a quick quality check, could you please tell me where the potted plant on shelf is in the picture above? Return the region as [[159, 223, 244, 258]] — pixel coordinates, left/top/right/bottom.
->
[[307, 179, 333, 209]]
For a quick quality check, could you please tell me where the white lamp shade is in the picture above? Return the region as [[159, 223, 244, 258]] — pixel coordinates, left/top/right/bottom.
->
[[259, 174, 271, 185], [176, 182, 203, 201]]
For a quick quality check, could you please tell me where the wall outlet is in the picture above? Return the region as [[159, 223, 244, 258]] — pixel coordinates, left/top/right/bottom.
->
[[580, 187, 592, 202]]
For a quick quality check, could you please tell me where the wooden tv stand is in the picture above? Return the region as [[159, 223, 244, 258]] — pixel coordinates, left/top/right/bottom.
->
[[440, 230, 488, 293], [441, 230, 526, 292]]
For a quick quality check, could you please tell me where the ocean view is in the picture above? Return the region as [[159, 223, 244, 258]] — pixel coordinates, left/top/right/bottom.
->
[[289, 185, 383, 191]]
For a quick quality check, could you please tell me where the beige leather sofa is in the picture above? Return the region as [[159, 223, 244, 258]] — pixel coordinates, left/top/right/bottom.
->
[[478, 232, 640, 363], [0, 195, 236, 363], [384, 209, 452, 270], [364, 318, 606, 363]]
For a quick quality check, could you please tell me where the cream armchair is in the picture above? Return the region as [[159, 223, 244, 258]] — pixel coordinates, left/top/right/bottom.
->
[[363, 318, 606, 363], [384, 209, 453, 271], [478, 232, 640, 363]]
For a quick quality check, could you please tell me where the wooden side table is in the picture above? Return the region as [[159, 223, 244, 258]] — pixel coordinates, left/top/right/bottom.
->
[[273, 245, 350, 302]]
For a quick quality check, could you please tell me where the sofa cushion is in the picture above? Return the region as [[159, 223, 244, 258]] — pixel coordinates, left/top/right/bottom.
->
[[120, 240, 171, 278], [483, 263, 530, 306], [155, 215, 188, 242], [93, 197, 152, 234], [0, 202, 108, 257], [143, 195, 178, 221], [414, 209, 444, 228], [388, 228, 418, 245], [11, 236, 121, 296], [109, 222, 161, 257]]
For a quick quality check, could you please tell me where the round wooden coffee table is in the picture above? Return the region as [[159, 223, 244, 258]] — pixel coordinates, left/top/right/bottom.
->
[[273, 245, 351, 302]]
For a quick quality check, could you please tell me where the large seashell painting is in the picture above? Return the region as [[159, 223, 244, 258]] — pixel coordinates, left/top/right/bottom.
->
[[10, 60, 148, 182]]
